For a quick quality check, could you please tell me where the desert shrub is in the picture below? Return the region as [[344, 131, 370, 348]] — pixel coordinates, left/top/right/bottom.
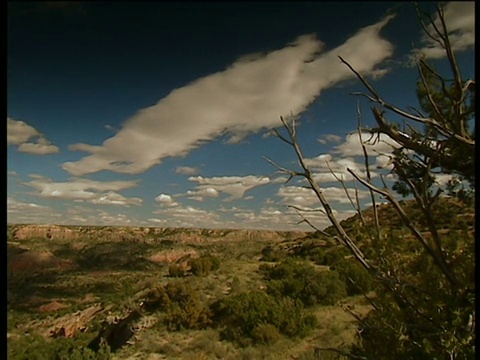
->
[[210, 290, 317, 344], [168, 264, 186, 278], [331, 258, 374, 296], [205, 254, 221, 271], [261, 258, 347, 306], [308, 247, 327, 265], [251, 323, 282, 345], [189, 254, 221, 276], [260, 245, 287, 262], [322, 247, 349, 267], [163, 281, 212, 330]]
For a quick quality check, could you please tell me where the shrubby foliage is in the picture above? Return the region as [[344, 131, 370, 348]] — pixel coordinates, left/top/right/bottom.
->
[[189, 254, 221, 276], [260, 258, 346, 306], [330, 258, 374, 296], [168, 264, 186, 278], [162, 281, 212, 331], [260, 244, 287, 262], [210, 290, 317, 345], [8, 332, 112, 360]]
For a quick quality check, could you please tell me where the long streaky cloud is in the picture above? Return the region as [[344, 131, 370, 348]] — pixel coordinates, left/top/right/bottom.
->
[[24, 176, 142, 206], [62, 15, 395, 176]]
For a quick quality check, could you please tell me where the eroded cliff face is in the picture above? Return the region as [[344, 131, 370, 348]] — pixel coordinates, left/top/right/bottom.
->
[[8, 224, 308, 243], [13, 225, 75, 241]]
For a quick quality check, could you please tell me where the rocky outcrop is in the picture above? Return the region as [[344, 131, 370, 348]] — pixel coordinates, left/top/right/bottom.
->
[[147, 249, 198, 264], [13, 225, 75, 240], [38, 301, 69, 312], [49, 303, 105, 338]]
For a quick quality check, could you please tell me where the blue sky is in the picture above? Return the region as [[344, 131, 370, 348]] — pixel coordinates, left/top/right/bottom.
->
[[7, 2, 475, 230]]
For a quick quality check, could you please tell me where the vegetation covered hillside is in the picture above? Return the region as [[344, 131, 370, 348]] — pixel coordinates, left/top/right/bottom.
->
[[7, 196, 473, 359]]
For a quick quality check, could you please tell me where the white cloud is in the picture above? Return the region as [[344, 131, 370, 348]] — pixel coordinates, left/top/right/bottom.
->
[[188, 175, 270, 201], [7, 118, 60, 155], [277, 185, 369, 207], [97, 211, 132, 225], [186, 187, 220, 202], [175, 166, 201, 175], [155, 193, 179, 206], [318, 134, 342, 144], [413, 2, 475, 59], [299, 132, 401, 184], [8, 170, 18, 176], [62, 15, 394, 176], [277, 186, 318, 208], [89, 192, 142, 206], [153, 205, 221, 228], [332, 132, 400, 157], [7, 197, 50, 213], [7, 197, 55, 224], [434, 173, 456, 187], [23, 176, 143, 206]]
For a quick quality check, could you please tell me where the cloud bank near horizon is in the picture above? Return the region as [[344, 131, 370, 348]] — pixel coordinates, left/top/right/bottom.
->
[[62, 15, 395, 176]]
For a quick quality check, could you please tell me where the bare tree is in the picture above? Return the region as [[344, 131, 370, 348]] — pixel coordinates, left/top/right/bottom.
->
[[266, 3, 474, 358]]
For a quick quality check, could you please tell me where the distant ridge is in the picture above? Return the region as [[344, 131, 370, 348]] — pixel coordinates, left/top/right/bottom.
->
[[7, 223, 309, 244]]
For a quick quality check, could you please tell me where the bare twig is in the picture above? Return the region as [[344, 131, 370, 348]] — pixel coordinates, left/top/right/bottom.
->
[[356, 102, 380, 240]]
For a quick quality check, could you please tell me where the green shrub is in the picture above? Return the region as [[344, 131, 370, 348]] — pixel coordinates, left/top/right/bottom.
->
[[168, 264, 186, 278], [261, 258, 347, 306], [205, 254, 221, 271], [251, 323, 282, 345], [331, 258, 374, 296], [7, 332, 112, 360], [163, 281, 212, 331], [210, 290, 317, 343], [260, 245, 287, 262], [322, 247, 349, 266], [188, 254, 221, 276], [308, 247, 326, 265], [188, 258, 208, 277]]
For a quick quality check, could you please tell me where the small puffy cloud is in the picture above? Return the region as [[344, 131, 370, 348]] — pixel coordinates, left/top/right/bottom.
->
[[97, 211, 132, 225], [7, 117, 60, 155], [188, 175, 270, 201], [223, 203, 356, 231], [89, 192, 143, 206], [155, 193, 179, 206], [8, 170, 18, 176], [186, 187, 220, 202], [277, 185, 369, 207], [434, 173, 456, 187], [62, 15, 394, 176], [175, 166, 201, 175], [23, 176, 142, 206], [153, 205, 221, 228], [413, 2, 475, 60], [304, 154, 376, 183], [148, 218, 168, 224], [332, 132, 400, 157], [277, 186, 318, 208]]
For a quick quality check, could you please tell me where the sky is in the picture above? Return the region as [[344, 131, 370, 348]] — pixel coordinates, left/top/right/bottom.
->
[[7, 1, 475, 231]]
